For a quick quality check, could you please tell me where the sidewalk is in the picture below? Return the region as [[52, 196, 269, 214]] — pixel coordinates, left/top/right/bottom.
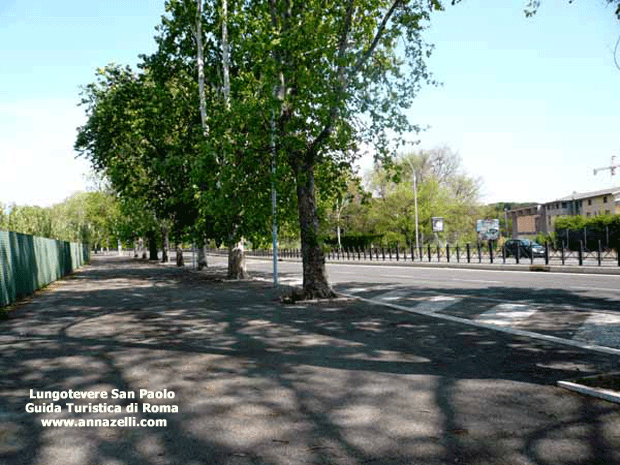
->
[[1, 255, 620, 465]]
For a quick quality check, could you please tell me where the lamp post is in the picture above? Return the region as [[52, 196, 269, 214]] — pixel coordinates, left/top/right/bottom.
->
[[413, 169, 419, 253], [404, 158, 420, 254]]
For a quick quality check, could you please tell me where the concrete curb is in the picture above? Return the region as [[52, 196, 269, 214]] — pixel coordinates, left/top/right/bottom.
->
[[557, 380, 620, 404]]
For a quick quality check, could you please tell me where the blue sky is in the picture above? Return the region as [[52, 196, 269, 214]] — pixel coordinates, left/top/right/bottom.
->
[[1, 0, 619, 208]]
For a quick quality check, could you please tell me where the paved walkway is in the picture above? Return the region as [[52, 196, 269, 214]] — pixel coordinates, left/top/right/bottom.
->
[[1, 255, 620, 465]]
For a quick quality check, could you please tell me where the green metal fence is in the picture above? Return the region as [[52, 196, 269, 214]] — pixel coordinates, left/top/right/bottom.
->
[[0, 231, 89, 307]]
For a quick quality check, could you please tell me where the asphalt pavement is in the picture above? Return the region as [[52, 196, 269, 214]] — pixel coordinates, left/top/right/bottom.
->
[[1, 254, 620, 465]]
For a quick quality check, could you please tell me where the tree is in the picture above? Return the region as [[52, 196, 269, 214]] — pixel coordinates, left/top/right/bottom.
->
[[253, 0, 440, 298], [364, 147, 483, 245], [76, 0, 440, 297], [75, 63, 204, 261], [522, 0, 620, 19]]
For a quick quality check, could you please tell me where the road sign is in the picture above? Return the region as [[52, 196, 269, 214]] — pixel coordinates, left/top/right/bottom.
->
[[432, 217, 444, 232]]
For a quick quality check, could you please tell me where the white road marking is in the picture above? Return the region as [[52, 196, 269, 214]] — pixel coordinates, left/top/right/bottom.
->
[[574, 313, 620, 348], [341, 292, 620, 356], [374, 289, 414, 301], [414, 296, 462, 314], [474, 304, 536, 327]]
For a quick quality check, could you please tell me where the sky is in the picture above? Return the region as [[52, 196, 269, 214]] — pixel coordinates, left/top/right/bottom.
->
[[1, 0, 619, 208]]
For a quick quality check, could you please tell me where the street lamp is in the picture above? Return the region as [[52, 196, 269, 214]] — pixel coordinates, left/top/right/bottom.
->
[[404, 158, 420, 255]]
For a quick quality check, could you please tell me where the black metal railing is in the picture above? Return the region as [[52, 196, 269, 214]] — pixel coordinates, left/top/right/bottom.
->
[[205, 241, 620, 267]]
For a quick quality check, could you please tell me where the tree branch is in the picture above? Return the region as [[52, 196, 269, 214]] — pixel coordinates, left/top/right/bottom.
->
[[351, 0, 402, 76], [305, 0, 355, 162]]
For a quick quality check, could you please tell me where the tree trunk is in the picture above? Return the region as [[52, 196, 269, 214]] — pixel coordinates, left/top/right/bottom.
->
[[194, 0, 208, 136], [147, 230, 158, 260], [296, 164, 335, 299], [196, 235, 208, 270], [176, 243, 184, 267], [161, 225, 169, 263], [227, 240, 247, 280]]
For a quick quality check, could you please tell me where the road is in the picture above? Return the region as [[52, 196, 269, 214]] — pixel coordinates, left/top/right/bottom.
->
[[219, 256, 620, 303]]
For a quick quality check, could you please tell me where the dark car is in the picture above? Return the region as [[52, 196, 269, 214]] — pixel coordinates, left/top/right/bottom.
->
[[504, 239, 546, 259]]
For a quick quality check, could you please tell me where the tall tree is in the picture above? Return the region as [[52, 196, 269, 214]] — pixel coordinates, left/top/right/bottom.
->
[[259, 0, 439, 298]]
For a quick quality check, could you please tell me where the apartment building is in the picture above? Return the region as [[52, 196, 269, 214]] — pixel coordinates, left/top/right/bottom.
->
[[507, 187, 620, 238], [543, 187, 620, 233]]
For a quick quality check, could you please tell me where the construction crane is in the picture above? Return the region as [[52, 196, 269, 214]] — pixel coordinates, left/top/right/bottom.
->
[[593, 154, 618, 177]]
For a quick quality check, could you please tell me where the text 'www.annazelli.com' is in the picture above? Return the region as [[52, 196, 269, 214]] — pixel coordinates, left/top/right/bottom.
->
[[40, 417, 167, 428]]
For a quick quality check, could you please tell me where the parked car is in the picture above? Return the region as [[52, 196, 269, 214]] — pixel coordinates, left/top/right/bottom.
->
[[504, 239, 546, 259]]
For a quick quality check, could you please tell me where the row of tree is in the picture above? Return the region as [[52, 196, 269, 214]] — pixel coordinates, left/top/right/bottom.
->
[[0, 191, 122, 250], [74, 0, 445, 298], [73, 0, 620, 298]]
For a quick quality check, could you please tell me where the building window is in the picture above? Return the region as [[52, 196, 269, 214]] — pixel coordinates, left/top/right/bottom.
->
[[588, 199, 592, 206], [606, 210, 610, 215], [561, 202, 567, 209], [586, 212, 591, 217], [603, 196, 608, 203]]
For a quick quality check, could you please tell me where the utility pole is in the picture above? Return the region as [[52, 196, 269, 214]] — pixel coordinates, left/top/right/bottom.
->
[[593, 154, 619, 179]]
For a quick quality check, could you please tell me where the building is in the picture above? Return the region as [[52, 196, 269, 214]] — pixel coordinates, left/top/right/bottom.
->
[[507, 203, 543, 238], [507, 187, 620, 238], [543, 187, 620, 234]]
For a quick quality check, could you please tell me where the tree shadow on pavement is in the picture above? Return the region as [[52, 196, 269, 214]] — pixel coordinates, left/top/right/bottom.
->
[[1, 256, 620, 465]]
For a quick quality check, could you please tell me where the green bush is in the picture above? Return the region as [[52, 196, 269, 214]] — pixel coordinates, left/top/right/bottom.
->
[[554, 214, 620, 250]]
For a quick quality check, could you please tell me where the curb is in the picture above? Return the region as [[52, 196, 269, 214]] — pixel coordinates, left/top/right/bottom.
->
[[557, 380, 620, 404]]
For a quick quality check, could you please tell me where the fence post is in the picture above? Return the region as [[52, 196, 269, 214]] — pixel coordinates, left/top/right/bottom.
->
[[446, 244, 450, 263], [396, 243, 400, 261], [388, 247, 392, 260], [411, 243, 415, 262], [530, 243, 534, 265], [466, 243, 471, 263], [579, 241, 583, 266], [363, 247, 366, 260], [456, 244, 460, 263], [545, 241, 549, 265], [369, 246, 372, 261], [382, 247, 385, 261], [606, 225, 610, 248], [419, 246, 423, 262], [436, 244, 440, 262], [489, 240, 493, 264], [598, 239, 602, 266], [477, 242, 482, 263], [561, 243, 565, 265], [516, 244, 519, 264], [428, 244, 432, 262], [502, 244, 505, 264]]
